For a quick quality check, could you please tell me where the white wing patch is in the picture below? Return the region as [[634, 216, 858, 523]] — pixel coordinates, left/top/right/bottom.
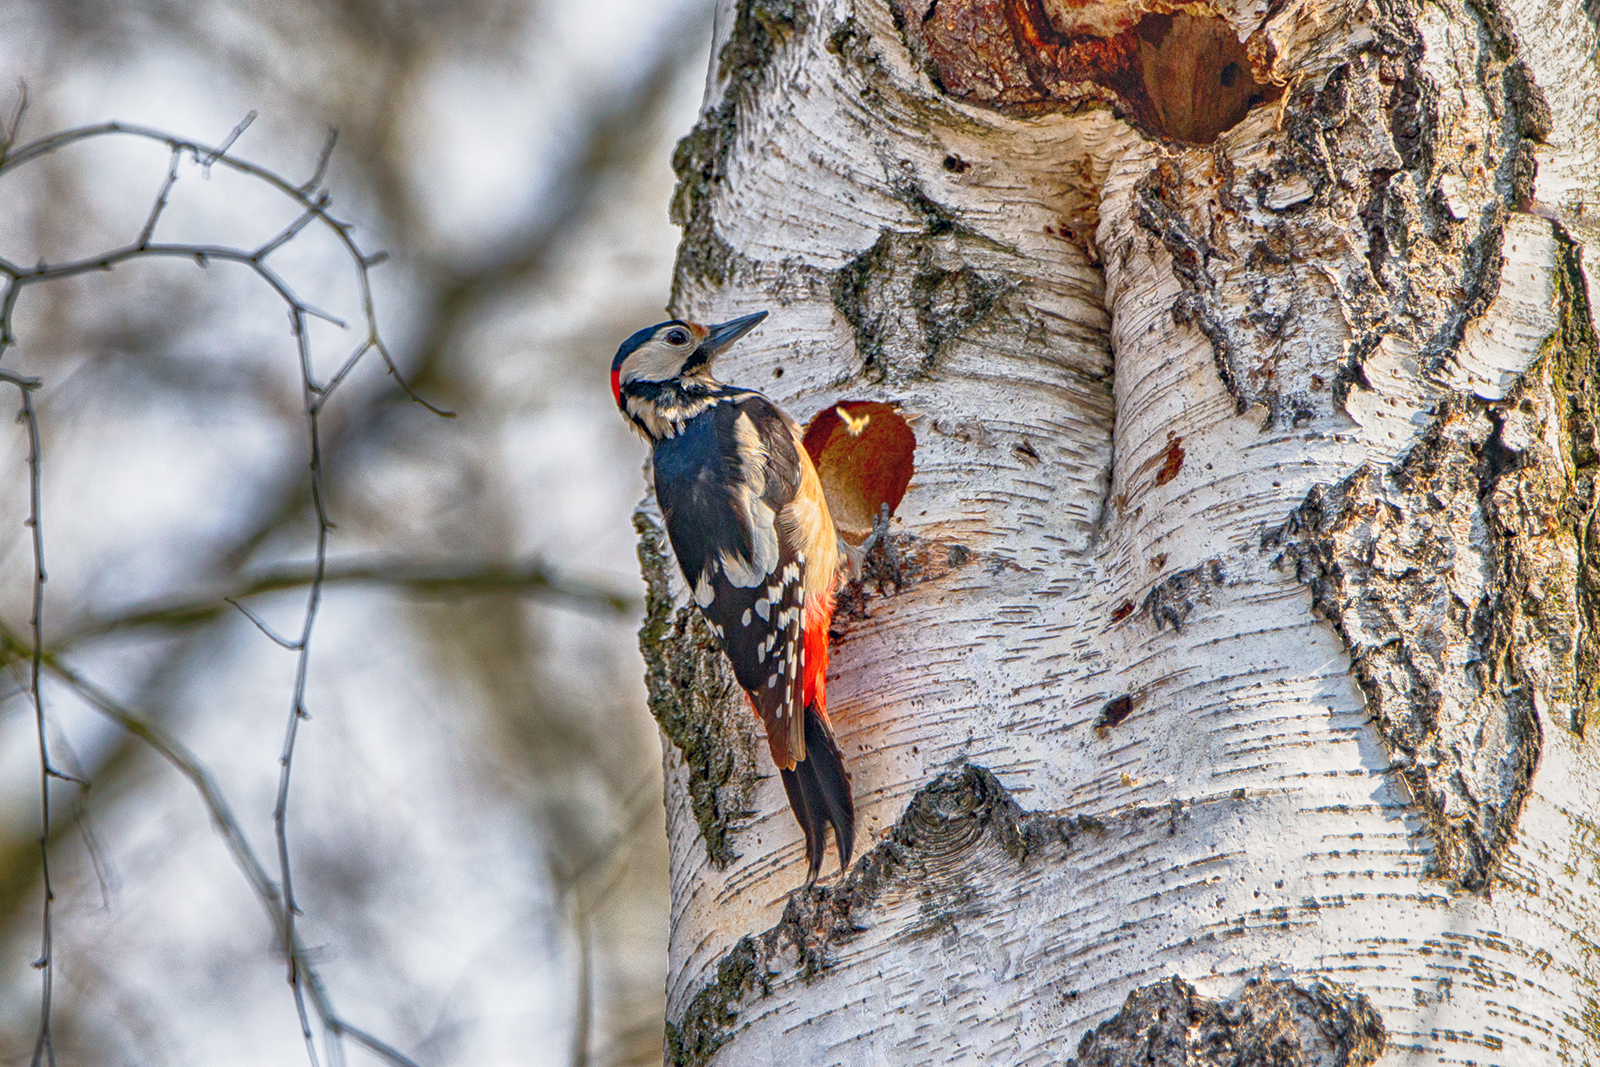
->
[[720, 411, 779, 588]]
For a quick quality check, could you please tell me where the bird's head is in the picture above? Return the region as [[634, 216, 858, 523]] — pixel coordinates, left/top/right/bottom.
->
[[610, 311, 767, 416]]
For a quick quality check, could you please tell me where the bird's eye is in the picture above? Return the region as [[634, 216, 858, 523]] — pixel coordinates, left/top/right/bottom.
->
[[666, 328, 690, 346]]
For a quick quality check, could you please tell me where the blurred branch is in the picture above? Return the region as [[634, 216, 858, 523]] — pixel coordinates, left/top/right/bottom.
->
[[0, 623, 422, 1067], [0, 18, 702, 1060], [56, 557, 639, 645], [1, 365, 56, 1067], [0, 114, 444, 1067], [0, 119, 443, 415]]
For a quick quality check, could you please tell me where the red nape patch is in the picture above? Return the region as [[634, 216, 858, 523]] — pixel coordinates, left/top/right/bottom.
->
[[610, 367, 622, 406]]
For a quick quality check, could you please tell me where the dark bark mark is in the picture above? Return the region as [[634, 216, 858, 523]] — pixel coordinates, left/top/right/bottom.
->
[[1069, 974, 1385, 1067], [636, 511, 757, 867], [1132, 160, 1248, 414], [667, 766, 1386, 1065], [1266, 224, 1600, 889], [1097, 694, 1133, 728], [1266, 410, 1541, 891], [892, 0, 1281, 144], [1548, 228, 1600, 733], [1153, 432, 1184, 486], [1141, 559, 1228, 633], [831, 228, 1015, 386], [665, 935, 768, 1067], [1119, 0, 1552, 426]]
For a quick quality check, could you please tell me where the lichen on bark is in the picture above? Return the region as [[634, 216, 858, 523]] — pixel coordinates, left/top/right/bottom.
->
[[830, 227, 1016, 385], [635, 509, 758, 868], [1068, 974, 1386, 1067], [669, 0, 808, 304]]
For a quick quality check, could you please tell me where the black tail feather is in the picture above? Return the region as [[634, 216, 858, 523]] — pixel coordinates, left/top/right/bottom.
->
[[778, 705, 855, 885]]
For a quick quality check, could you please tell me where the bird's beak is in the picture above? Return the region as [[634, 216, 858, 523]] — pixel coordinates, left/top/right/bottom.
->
[[698, 311, 768, 357]]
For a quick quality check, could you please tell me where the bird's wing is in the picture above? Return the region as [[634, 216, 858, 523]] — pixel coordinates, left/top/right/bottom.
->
[[654, 393, 810, 765]]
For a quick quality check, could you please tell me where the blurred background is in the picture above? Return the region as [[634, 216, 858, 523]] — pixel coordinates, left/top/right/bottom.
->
[[0, 1, 710, 1063]]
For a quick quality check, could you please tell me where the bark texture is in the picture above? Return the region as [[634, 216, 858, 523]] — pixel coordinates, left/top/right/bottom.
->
[[639, 0, 1600, 1062]]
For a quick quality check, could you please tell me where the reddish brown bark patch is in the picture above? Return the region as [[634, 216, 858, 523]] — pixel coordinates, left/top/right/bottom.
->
[[1154, 432, 1185, 486], [896, 1, 1281, 144], [803, 401, 917, 543]]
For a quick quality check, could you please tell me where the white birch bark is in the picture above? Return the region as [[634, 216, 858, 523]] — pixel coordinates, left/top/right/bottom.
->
[[636, 0, 1600, 1062]]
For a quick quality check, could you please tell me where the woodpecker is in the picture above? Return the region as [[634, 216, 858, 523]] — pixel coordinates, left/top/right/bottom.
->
[[612, 311, 854, 883]]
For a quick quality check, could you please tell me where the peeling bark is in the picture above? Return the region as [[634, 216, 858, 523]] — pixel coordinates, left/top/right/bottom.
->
[[640, 0, 1600, 1060]]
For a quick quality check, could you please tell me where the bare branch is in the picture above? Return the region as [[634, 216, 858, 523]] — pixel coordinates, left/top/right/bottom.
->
[[0, 120, 442, 1067], [299, 127, 339, 197], [223, 597, 305, 650], [136, 149, 182, 248], [56, 556, 637, 646], [202, 110, 256, 171], [0, 81, 26, 168], [0, 368, 56, 1067], [0, 626, 423, 1067]]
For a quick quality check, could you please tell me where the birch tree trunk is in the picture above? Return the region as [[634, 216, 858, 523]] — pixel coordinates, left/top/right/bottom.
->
[[636, 0, 1600, 1062]]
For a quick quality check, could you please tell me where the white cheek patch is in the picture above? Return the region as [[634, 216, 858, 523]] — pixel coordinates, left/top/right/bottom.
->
[[621, 342, 688, 385]]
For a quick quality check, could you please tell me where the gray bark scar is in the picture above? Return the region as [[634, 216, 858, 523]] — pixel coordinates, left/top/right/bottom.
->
[[1069, 973, 1385, 1067]]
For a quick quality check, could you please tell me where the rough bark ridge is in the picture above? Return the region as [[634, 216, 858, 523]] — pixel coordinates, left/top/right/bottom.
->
[[664, 764, 1387, 1067], [1070, 974, 1385, 1067], [637, 510, 760, 867], [1266, 220, 1600, 892], [641, 0, 1600, 1060]]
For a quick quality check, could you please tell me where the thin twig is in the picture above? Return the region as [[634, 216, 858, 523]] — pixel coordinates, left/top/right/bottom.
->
[[223, 597, 305, 650], [136, 149, 182, 248], [0, 626, 421, 1067], [1, 369, 55, 1067], [0, 80, 27, 168], [0, 120, 434, 411], [299, 127, 339, 196], [203, 110, 256, 171]]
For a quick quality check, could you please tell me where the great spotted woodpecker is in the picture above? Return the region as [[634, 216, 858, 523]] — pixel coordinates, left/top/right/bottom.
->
[[612, 311, 854, 883]]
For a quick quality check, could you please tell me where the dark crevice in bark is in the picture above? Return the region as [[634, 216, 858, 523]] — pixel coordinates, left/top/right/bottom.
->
[[830, 227, 1018, 386], [1141, 559, 1229, 633], [1069, 974, 1386, 1067], [1265, 397, 1545, 892], [666, 764, 1392, 1066], [1262, 204, 1600, 892], [1263, 266, 1600, 883], [1131, 159, 1247, 414], [1117, 0, 1550, 425]]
